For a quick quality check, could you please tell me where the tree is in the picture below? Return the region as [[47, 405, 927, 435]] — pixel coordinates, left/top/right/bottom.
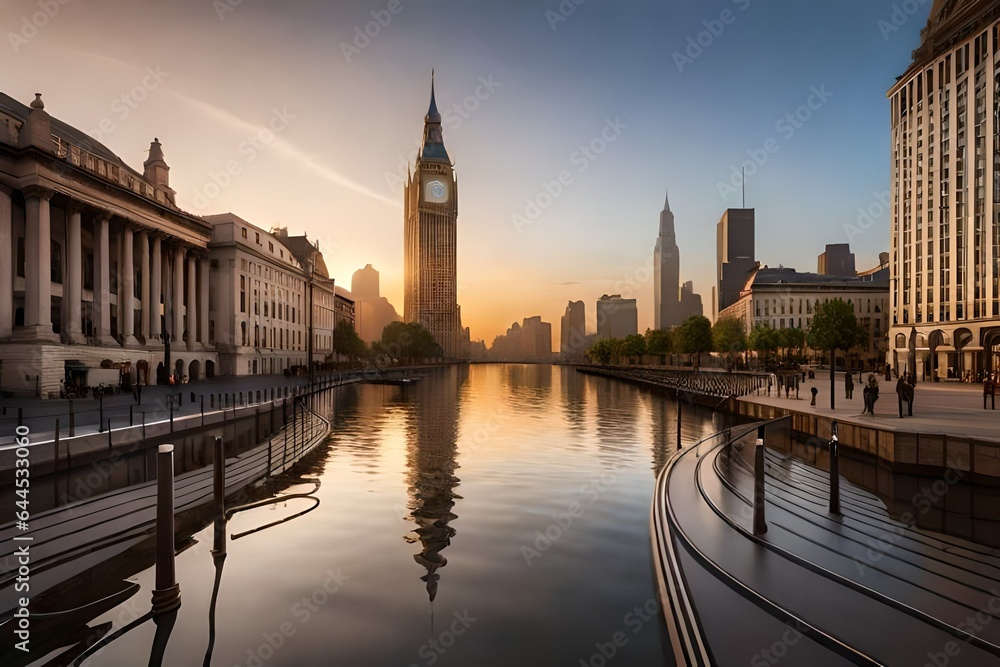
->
[[807, 299, 868, 409], [379, 321, 441, 363], [778, 327, 806, 363], [712, 317, 748, 368], [621, 334, 646, 363], [332, 321, 366, 364], [748, 323, 780, 367], [677, 315, 713, 371], [586, 338, 617, 365], [645, 328, 674, 355]]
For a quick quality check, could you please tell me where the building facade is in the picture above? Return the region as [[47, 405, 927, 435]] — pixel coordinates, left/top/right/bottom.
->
[[0, 92, 216, 396], [560, 300, 587, 359], [654, 190, 682, 329], [888, 0, 1000, 380], [596, 294, 638, 339], [716, 208, 757, 320], [404, 76, 464, 358], [351, 264, 400, 343], [490, 316, 552, 362], [718, 266, 890, 368], [206, 214, 312, 376], [817, 243, 857, 277]]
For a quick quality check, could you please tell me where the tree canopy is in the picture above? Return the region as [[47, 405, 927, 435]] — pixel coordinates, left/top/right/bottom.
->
[[806, 299, 868, 352], [377, 321, 442, 361], [712, 317, 748, 355], [645, 328, 674, 355], [332, 321, 366, 360]]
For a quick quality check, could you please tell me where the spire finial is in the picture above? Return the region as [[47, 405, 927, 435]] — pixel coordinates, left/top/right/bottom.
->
[[30, 93, 44, 110], [664, 188, 671, 212], [426, 70, 440, 123]]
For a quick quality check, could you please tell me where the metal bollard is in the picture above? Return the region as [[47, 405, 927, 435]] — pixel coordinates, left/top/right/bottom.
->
[[151, 444, 182, 614], [829, 421, 841, 515], [213, 437, 225, 517], [753, 425, 768, 536]]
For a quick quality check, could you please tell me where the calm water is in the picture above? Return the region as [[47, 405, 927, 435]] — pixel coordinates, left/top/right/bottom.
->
[[41, 364, 720, 666]]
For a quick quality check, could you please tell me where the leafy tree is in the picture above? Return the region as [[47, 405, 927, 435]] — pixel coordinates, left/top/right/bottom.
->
[[379, 321, 441, 362], [807, 299, 868, 409], [677, 315, 713, 370], [333, 321, 366, 363], [778, 327, 806, 363], [645, 328, 674, 355], [621, 334, 646, 363], [586, 338, 617, 365], [748, 323, 780, 366], [712, 317, 748, 363]]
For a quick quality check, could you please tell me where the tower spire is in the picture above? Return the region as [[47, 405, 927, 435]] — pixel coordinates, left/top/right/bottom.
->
[[664, 188, 671, 212], [426, 69, 441, 124], [420, 70, 448, 161]]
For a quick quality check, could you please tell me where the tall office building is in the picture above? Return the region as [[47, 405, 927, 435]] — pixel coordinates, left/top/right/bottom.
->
[[818, 243, 857, 277], [560, 300, 586, 359], [351, 264, 401, 343], [596, 294, 638, 339], [680, 281, 704, 319], [716, 208, 757, 319], [404, 74, 463, 358], [654, 190, 682, 329], [888, 0, 1000, 379]]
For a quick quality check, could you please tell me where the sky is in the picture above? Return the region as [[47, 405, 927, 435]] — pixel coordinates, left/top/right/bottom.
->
[[0, 0, 927, 347]]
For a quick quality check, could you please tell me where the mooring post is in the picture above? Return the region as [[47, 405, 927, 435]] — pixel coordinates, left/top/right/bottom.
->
[[151, 444, 181, 614], [130, 405, 134, 427], [753, 425, 768, 536], [213, 437, 225, 518], [829, 421, 841, 515]]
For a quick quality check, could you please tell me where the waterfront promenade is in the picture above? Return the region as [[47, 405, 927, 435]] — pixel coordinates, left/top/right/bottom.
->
[[740, 373, 1000, 442]]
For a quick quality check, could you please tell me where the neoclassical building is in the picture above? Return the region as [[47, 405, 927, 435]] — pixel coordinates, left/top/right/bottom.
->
[[0, 92, 216, 396], [887, 0, 1000, 379]]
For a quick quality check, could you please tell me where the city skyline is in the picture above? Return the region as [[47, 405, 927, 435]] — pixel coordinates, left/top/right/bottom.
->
[[0, 0, 926, 345]]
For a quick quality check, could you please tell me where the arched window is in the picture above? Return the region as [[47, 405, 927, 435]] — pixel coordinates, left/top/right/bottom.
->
[[241, 321, 247, 347], [254, 324, 260, 347]]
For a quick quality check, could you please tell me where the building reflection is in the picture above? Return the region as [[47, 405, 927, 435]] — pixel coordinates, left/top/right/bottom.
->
[[403, 367, 463, 602]]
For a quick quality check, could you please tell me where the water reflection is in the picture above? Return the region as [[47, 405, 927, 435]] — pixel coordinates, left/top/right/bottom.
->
[[404, 367, 463, 602]]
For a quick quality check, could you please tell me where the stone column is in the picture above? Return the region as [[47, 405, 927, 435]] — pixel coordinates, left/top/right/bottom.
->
[[0, 187, 12, 338], [121, 225, 138, 346], [199, 256, 210, 348], [150, 235, 162, 339], [20, 186, 57, 341], [139, 231, 150, 341], [65, 204, 83, 343], [187, 255, 199, 350], [93, 214, 115, 345], [173, 245, 185, 349]]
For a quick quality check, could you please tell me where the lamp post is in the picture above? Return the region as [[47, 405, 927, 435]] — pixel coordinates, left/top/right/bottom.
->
[[307, 256, 315, 387]]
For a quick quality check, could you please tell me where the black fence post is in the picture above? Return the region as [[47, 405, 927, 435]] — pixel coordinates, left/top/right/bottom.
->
[[753, 425, 768, 536], [829, 421, 841, 515]]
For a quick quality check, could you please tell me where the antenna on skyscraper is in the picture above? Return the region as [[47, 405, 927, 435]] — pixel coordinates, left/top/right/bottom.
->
[[742, 167, 746, 208]]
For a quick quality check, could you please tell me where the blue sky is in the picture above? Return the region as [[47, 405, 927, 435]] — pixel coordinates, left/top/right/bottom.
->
[[0, 0, 926, 343]]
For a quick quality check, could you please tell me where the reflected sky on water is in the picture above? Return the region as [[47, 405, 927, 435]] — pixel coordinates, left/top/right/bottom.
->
[[29, 365, 722, 666]]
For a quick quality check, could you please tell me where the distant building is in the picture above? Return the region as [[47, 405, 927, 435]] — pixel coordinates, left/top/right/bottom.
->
[[888, 0, 1000, 380], [351, 264, 400, 343], [716, 208, 756, 319], [718, 263, 890, 369], [404, 75, 464, 358], [560, 300, 586, 359], [679, 281, 703, 320], [596, 294, 638, 339], [817, 243, 856, 277], [654, 190, 682, 329], [490, 316, 552, 362]]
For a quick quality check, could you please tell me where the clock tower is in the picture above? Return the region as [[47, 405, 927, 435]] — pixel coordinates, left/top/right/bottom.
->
[[404, 73, 462, 358]]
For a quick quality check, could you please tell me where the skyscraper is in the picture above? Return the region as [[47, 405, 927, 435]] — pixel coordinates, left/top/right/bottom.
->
[[560, 300, 586, 359], [716, 208, 757, 319], [596, 294, 638, 339], [351, 264, 401, 343], [654, 190, 682, 329], [404, 74, 463, 358], [887, 0, 1000, 380]]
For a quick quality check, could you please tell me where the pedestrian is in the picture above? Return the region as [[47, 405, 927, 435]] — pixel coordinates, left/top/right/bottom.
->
[[845, 372, 854, 399], [810, 386, 818, 406]]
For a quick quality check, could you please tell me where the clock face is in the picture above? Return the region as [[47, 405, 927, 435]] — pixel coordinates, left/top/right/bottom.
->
[[424, 177, 449, 203]]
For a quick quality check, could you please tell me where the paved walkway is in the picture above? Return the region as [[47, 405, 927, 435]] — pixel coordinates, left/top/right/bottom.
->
[[740, 372, 1000, 441]]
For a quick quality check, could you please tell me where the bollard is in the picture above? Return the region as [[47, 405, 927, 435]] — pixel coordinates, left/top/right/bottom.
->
[[54, 418, 60, 471], [753, 426, 767, 536], [213, 437, 225, 517], [829, 421, 841, 515], [130, 405, 134, 427], [201, 395, 205, 427], [143, 412, 146, 439], [676, 396, 683, 451], [169, 399, 175, 433], [108, 420, 112, 449], [69, 399, 75, 437], [151, 444, 182, 614]]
